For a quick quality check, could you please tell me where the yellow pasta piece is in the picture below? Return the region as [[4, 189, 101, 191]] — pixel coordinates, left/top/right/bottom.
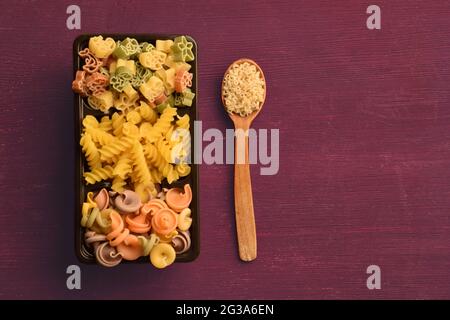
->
[[116, 58, 136, 75], [155, 68, 176, 94], [165, 53, 192, 72], [156, 39, 174, 53], [87, 90, 114, 113], [177, 208, 192, 231], [175, 163, 191, 177], [112, 156, 133, 179], [126, 110, 142, 125], [84, 165, 114, 184], [130, 141, 152, 185], [139, 76, 164, 103], [109, 61, 117, 74], [139, 50, 167, 70], [114, 92, 139, 112], [122, 84, 139, 100], [135, 182, 157, 202], [89, 36, 116, 59], [80, 133, 102, 169], [82, 115, 99, 129], [99, 116, 112, 132], [98, 135, 135, 162], [136, 101, 158, 124], [111, 112, 126, 137], [111, 176, 126, 193], [122, 122, 140, 139], [86, 126, 115, 146]]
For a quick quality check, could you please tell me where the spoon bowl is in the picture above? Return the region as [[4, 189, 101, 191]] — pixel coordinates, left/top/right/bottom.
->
[[221, 58, 266, 261], [221, 58, 266, 129]]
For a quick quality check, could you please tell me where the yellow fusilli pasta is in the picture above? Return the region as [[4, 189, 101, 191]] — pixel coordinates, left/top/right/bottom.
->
[[80, 133, 102, 169]]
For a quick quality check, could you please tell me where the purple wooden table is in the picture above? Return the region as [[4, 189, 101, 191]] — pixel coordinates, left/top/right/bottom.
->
[[1, 0, 450, 299]]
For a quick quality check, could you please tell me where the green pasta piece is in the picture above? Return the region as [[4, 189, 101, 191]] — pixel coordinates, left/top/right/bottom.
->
[[174, 93, 183, 106], [110, 74, 128, 92], [174, 88, 195, 107], [156, 96, 175, 113], [136, 62, 152, 80], [130, 77, 144, 89], [140, 42, 155, 53], [115, 66, 133, 80], [113, 37, 140, 59], [183, 88, 195, 100], [182, 96, 194, 107], [131, 62, 153, 89], [156, 101, 169, 114], [171, 36, 194, 62]]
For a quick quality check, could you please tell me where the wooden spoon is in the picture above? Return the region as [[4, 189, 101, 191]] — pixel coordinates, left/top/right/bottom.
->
[[221, 58, 266, 261]]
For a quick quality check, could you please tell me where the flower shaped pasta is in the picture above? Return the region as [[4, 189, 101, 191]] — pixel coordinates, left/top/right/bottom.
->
[[171, 36, 195, 62], [174, 69, 193, 93]]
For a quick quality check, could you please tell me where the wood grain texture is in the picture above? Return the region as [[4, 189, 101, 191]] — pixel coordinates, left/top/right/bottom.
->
[[1, 0, 450, 299], [234, 134, 257, 262]]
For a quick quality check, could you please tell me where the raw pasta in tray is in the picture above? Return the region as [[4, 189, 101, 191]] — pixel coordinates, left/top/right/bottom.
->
[[73, 34, 197, 269]]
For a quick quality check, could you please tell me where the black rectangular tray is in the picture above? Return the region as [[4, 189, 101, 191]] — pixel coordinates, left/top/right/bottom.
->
[[73, 34, 199, 264]]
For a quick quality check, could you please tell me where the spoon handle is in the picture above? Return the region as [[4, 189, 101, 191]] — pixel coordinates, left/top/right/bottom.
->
[[234, 127, 257, 261]]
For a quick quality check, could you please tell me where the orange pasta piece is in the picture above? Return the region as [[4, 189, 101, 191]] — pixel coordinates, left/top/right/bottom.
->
[[125, 212, 151, 234], [106, 211, 130, 246], [174, 69, 193, 93], [165, 184, 192, 212], [141, 199, 168, 216], [151, 208, 178, 235], [72, 70, 88, 96], [117, 234, 142, 261]]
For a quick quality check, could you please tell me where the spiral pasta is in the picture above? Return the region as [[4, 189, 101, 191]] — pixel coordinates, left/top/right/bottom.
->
[[98, 116, 113, 132], [143, 142, 179, 183], [81, 193, 112, 233], [84, 165, 114, 184], [156, 137, 173, 163], [137, 101, 158, 124], [98, 135, 135, 162], [175, 163, 191, 177], [111, 112, 126, 137], [111, 176, 127, 193], [82, 115, 100, 129], [138, 234, 160, 256], [112, 156, 133, 179], [125, 212, 151, 234], [86, 126, 115, 146], [142, 106, 177, 143], [80, 134, 101, 168], [130, 141, 151, 185]]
